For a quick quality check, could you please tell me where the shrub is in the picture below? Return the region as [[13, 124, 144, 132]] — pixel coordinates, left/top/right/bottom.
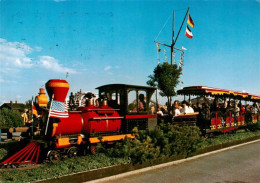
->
[[0, 108, 23, 128], [98, 124, 202, 163], [246, 122, 260, 132]]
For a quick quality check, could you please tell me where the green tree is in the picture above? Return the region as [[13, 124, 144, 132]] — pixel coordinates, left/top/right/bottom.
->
[[147, 62, 182, 105], [0, 108, 23, 128]]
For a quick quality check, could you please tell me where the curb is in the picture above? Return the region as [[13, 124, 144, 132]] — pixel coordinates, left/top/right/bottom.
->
[[86, 139, 260, 183]]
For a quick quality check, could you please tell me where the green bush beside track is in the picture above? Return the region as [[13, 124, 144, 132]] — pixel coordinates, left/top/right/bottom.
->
[[0, 123, 260, 183]]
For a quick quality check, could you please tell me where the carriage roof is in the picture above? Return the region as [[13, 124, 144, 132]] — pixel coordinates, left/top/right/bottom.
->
[[96, 84, 156, 92], [177, 86, 260, 102]]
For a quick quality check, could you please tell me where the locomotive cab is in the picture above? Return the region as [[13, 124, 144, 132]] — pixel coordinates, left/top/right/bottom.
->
[[96, 84, 157, 133]]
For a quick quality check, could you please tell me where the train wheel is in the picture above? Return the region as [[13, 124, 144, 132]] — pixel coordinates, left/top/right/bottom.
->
[[90, 145, 96, 155], [67, 147, 78, 158], [48, 150, 61, 162]]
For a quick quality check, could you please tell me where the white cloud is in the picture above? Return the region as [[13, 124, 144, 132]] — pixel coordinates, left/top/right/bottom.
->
[[0, 38, 76, 75], [104, 65, 112, 71], [39, 56, 76, 74], [0, 38, 33, 68]]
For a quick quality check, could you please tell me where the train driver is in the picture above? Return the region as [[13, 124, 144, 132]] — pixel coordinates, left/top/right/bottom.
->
[[138, 94, 146, 111]]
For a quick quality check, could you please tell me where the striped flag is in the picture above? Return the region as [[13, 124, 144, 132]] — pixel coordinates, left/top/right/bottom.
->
[[32, 104, 38, 116], [50, 100, 68, 118], [187, 14, 195, 28], [185, 26, 193, 39]]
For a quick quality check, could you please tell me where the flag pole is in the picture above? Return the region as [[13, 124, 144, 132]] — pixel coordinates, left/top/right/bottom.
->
[[31, 96, 34, 140], [174, 7, 190, 47], [45, 94, 54, 135], [171, 10, 175, 65]]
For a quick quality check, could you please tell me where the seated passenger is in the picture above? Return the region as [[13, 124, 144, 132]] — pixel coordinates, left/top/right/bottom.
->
[[157, 106, 164, 116], [233, 102, 240, 123], [187, 101, 194, 113], [95, 99, 100, 107], [173, 102, 181, 116], [234, 102, 240, 116], [149, 106, 156, 114], [138, 94, 146, 111], [239, 103, 246, 115], [221, 101, 228, 114], [201, 103, 211, 128], [180, 101, 190, 114]]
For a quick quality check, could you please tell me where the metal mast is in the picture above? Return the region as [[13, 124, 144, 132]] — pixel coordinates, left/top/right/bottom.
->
[[171, 11, 175, 65], [155, 7, 190, 66]]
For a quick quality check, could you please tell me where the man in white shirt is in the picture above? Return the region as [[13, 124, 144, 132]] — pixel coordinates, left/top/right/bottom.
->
[[181, 101, 190, 114], [187, 101, 194, 113]]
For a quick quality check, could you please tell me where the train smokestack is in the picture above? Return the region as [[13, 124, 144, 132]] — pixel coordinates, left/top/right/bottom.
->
[[45, 79, 70, 102]]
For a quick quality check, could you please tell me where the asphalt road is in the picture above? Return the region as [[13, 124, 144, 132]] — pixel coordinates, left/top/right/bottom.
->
[[96, 141, 260, 183]]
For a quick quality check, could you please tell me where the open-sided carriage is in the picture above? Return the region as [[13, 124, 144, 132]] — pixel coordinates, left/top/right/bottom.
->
[[176, 86, 260, 135]]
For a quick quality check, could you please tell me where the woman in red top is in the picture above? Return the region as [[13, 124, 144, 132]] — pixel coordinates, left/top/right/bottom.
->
[[239, 103, 246, 115]]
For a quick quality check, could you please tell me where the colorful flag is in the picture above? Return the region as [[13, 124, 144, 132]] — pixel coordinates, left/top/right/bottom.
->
[[50, 100, 68, 118], [156, 44, 161, 52], [187, 14, 194, 28], [32, 104, 38, 116], [185, 26, 193, 39]]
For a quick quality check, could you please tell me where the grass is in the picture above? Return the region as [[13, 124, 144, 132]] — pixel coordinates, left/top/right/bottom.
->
[[198, 130, 260, 149], [0, 153, 130, 183], [0, 125, 259, 183]]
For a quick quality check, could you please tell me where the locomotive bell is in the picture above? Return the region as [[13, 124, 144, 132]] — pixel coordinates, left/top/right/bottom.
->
[[45, 79, 70, 102]]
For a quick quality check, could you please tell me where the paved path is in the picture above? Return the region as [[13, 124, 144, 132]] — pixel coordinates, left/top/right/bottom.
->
[[94, 141, 260, 183]]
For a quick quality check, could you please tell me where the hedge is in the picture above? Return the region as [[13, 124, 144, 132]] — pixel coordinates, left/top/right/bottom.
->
[[1, 123, 260, 183], [97, 124, 202, 164]]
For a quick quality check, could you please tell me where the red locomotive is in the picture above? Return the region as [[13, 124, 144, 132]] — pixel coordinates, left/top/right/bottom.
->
[[43, 79, 158, 161], [1, 79, 157, 164]]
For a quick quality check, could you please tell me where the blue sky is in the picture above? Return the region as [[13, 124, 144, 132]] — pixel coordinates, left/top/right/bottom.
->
[[0, 0, 259, 104]]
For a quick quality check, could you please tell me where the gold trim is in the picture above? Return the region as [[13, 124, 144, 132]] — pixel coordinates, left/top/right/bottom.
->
[[57, 137, 70, 147], [89, 134, 135, 144], [205, 90, 227, 95], [47, 82, 70, 88], [52, 123, 58, 137]]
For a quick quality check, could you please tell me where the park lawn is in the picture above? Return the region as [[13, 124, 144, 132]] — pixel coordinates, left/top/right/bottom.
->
[[0, 153, 130, 183], [0, 126, 260, 183]]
